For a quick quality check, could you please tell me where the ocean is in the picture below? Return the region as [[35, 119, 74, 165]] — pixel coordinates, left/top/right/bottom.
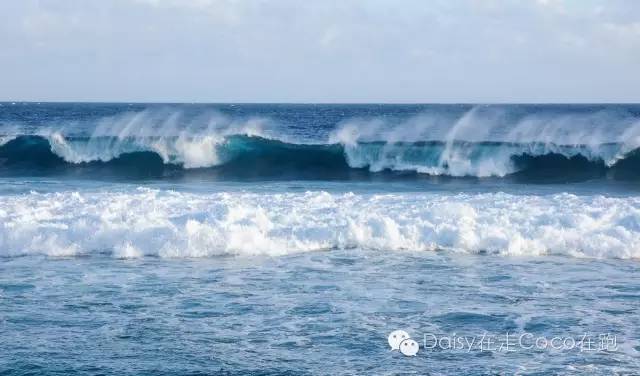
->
[[1, 103, 639, 374]]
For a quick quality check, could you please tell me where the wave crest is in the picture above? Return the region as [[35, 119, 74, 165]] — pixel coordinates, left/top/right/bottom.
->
[[2, 135, 640, 180], [329, 106, 640, 177], [2, 106, 640, 179]]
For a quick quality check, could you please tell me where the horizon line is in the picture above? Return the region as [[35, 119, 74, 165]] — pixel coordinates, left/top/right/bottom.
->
[[2, 101, 640, 106]]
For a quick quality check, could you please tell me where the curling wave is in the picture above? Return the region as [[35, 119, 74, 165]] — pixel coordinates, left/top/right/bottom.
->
[[1, 134, 640, 180]]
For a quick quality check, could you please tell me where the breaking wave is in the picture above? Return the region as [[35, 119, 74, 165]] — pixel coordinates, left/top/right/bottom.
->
[[2, 105, 640, 180], [2, 134, 640, 180], [1, 189, 639, 259]]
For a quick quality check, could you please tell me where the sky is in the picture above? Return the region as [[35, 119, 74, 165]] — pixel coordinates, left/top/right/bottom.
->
[[0, 0, 639, 103]]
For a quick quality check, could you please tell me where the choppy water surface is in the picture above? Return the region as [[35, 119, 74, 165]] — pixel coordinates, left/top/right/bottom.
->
[[1, 252, 639, 375], [2, 103, 640, 374]]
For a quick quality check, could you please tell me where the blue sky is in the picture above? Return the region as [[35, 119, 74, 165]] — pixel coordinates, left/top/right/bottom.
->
[[1, 0, 639, 103]]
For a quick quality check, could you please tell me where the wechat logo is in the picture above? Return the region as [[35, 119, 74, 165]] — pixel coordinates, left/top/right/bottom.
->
[[388, 329, 419, 356]]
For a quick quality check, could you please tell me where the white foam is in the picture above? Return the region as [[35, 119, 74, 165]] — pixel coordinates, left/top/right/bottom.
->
[[1, 189, 639, 259], [0, 124, 20, 146], [0, 135, 16, 146]]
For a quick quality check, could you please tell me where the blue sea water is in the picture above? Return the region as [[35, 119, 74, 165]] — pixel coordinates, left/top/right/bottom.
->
[[1, 103, 640, 374]]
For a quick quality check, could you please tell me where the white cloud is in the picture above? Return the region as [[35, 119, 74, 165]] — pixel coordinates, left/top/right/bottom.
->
[[0, 0, 638, 102]]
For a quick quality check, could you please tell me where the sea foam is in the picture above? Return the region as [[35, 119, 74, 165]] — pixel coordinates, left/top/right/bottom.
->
[[1, 189, 639, 259]]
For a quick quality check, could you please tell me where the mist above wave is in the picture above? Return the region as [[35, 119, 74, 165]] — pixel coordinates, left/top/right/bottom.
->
[[47, 110, 269, 168], [330, 106, 640, 176], [2, 105, 640, 178]]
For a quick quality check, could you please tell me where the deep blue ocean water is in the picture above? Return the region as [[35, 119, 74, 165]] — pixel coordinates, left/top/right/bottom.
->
[[1, 103, 640, 374]]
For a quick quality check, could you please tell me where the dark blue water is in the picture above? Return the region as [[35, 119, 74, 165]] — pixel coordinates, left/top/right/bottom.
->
[[1, 103, 639, 374], [2, 102, 640, 182]]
